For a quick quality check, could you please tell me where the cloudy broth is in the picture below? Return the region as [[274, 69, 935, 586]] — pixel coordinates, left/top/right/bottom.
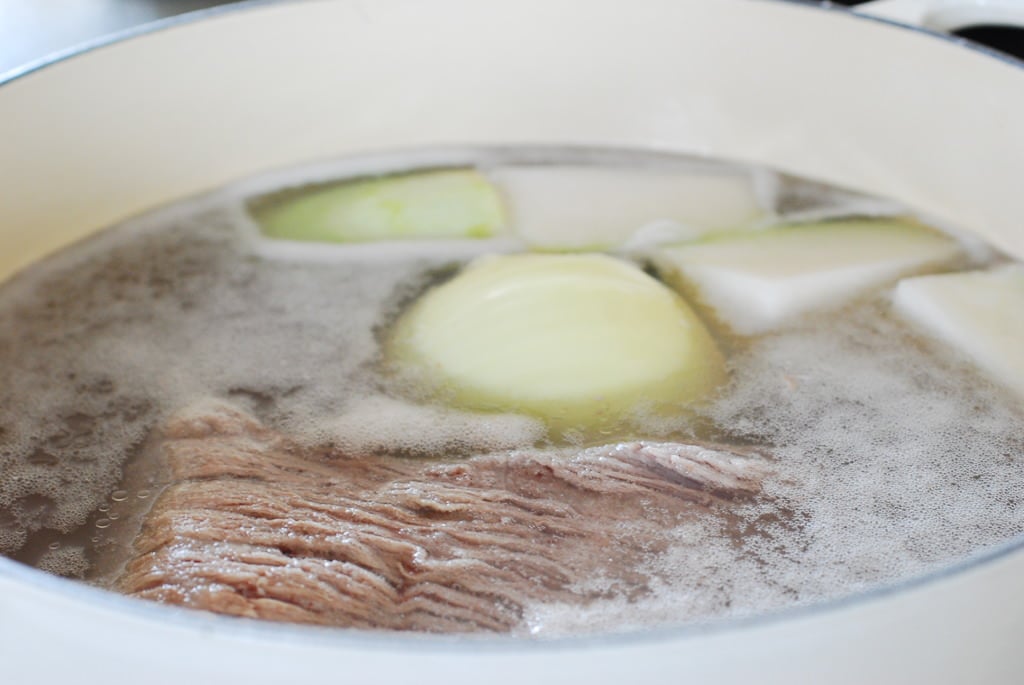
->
[[0, 147, 1022, 636]]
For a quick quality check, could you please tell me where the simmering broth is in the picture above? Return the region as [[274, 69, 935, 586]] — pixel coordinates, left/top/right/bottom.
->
[[1, 147, 1022, 636]]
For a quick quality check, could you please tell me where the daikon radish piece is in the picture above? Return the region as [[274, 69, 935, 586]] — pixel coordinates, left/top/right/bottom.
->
[[894, 265, 1024, 397], [652, 219, 962, 335], [490, 166, 764, 251]]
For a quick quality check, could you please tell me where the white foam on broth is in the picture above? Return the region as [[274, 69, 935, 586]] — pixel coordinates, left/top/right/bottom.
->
[[0, 147, 1022, 636]]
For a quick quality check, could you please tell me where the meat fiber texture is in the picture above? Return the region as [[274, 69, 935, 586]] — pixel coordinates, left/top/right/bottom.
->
[[118, 401, 768, 634]]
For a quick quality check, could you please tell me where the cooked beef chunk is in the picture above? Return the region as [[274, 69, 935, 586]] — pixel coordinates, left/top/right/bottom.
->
[[118, 401, 767, 633]]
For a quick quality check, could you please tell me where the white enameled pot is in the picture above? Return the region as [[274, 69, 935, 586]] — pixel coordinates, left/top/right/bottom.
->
[[1, 0, 1023, 682]]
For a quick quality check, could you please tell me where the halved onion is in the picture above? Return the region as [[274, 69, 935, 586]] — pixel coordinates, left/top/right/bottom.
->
[[387, 253, 726, 438]]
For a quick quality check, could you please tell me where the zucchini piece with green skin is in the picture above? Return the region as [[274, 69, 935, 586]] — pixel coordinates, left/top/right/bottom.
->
[[651, 218, 963, 335], [252, 169, 505, 243], [387, 253, 726, 439]]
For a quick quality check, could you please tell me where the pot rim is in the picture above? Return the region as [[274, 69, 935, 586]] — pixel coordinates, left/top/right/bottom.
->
[[1, 0, 1022, 650], [1, 0, 1022, 87]]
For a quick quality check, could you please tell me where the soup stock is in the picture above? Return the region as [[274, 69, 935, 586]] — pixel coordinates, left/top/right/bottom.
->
[[2, 0, 1024, 683]]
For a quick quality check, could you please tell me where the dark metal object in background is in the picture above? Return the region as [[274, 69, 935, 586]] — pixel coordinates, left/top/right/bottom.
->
[[826, 0, 1024, 60], [952, 24, 1024, 61], [824, 0, 1024, 59]]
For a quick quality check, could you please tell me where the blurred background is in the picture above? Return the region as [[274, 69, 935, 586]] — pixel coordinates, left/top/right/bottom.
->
[[0, 0, 244, 74]]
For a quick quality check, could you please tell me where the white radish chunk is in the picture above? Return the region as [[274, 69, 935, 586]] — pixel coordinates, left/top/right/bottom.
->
[[652, 219, 962, 335], [894, 265, 1024, 397], [387, 254, 725, 437], [489, 166, 764, 251]]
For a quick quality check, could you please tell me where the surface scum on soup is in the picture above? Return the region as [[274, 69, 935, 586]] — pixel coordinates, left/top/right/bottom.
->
[[1, 147, 1023, 636]]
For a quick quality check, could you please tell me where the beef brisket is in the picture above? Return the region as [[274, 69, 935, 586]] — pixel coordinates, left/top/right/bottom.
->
[[117, 400, 768, 633]]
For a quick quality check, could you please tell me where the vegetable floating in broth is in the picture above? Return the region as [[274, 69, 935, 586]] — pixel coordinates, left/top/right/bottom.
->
[[1, 147, 1023, 636], [252, 169, 506, 244], [386, 252, 726, 438]]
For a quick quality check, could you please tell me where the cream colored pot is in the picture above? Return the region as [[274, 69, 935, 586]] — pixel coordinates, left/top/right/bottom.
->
[[2, 0, 1023, 682]]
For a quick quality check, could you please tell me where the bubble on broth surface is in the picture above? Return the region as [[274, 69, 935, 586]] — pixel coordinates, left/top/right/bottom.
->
[[702, 303, 1024, 597], [36, 545, 89, 579], [316, 394, 547, 456], [518, 301, 1024, 635], [0, 205, 429, 560]]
